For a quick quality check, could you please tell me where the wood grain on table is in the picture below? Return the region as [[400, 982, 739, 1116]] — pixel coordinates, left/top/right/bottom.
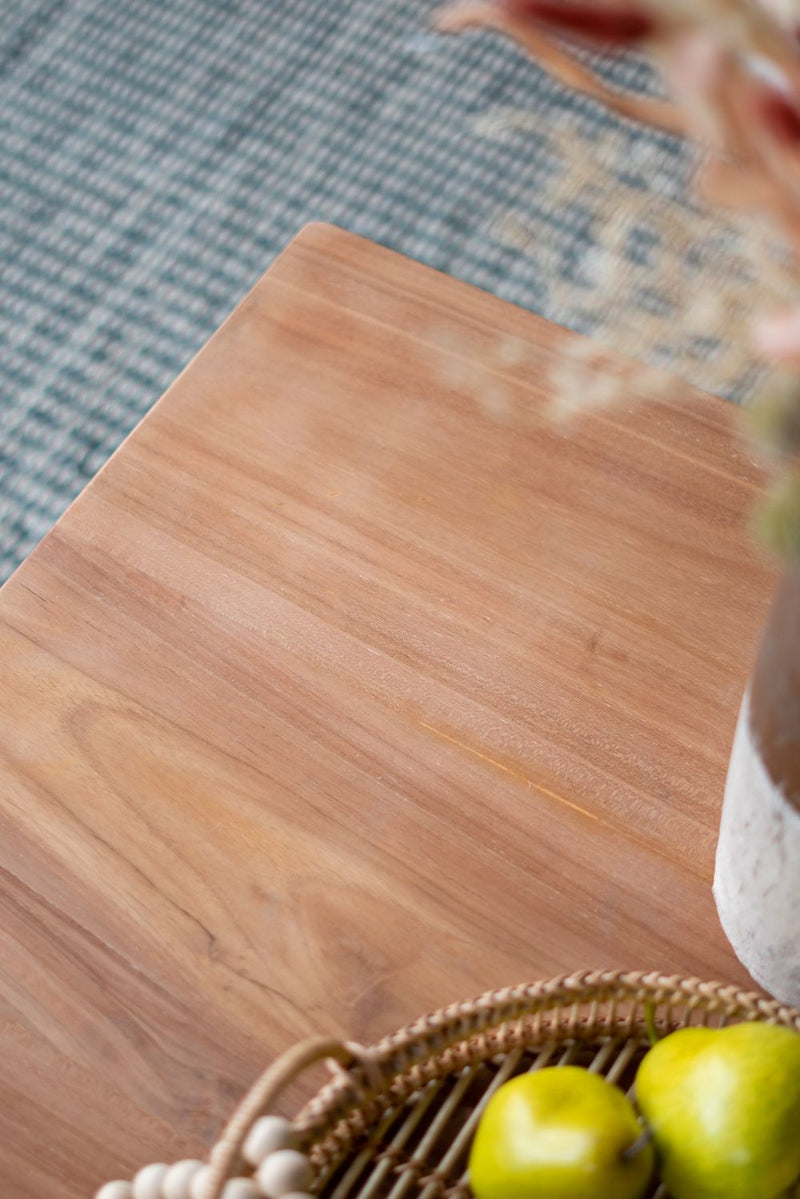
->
[[0, 224, 777, 1197]]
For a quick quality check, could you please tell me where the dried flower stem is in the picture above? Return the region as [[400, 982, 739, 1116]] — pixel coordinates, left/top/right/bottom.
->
[[435, 2, 687, 134], [437, 0, 800, 555]]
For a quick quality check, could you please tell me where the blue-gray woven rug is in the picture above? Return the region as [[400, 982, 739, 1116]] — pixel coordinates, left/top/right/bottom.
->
[[2, 1, 710, 583]]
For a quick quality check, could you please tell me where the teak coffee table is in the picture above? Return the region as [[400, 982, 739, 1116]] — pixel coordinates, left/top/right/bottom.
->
[[0, 225, 777, 1198]]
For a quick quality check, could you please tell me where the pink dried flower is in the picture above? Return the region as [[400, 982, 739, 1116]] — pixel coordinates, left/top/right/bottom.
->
[[505, 0, 657, 45], [754, 85, 800, 145]]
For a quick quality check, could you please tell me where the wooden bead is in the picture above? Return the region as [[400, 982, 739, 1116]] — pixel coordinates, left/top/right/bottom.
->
[[95, 1184, 134, 1199], [221, 1181, 261, 1199], [242, 1117, 296, 1166], [189, 1166, 212, 1199], [133, 1163, 169, 1199], [189, 1165, 260, 1199], [256, 1150, 313, 1199], [163, 1160, 205, 1199]]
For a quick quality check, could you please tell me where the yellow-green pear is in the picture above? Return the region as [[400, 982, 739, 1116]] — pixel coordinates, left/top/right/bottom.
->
[[469, 1066, 653, 1199], [636, 1022, 800, 1199]]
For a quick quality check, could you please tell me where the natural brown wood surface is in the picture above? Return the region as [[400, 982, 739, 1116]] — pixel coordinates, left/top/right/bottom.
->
[[0, 224, 778, 1198]]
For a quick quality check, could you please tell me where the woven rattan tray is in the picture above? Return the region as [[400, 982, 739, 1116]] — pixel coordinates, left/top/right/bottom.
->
[[101, 971, 800, 1199]]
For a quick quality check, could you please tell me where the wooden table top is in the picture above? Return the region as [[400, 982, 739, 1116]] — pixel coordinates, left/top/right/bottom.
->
[[0, 224, 778, 1198]]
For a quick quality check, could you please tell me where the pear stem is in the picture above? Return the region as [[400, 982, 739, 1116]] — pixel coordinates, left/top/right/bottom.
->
[[644, 1001, 660, 1046], [621, 1126, 654, 1163]]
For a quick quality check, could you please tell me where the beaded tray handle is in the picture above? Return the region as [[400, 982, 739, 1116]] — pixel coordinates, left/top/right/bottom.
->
[[95, 970, 800, 1199]]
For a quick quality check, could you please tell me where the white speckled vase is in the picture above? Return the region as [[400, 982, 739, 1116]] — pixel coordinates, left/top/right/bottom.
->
[[714, 569, 800, 1005]]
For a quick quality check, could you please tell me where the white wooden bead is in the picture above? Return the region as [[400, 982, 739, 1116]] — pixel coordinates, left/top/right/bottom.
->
[[189, 1165, 212, 1199], [189, 1166, 259, 1199], [243, 1117, 297, 1166], [256, 1150, 313, 1199], [95, 1184, 134, 1199], [163, 1160, 205, 1199], [133, 1163, 169, 1199], [222, 1181, 261, 1199]]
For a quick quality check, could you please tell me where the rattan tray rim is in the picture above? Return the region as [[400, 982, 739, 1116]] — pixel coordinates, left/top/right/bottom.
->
[[202, 969, 800, 1199]]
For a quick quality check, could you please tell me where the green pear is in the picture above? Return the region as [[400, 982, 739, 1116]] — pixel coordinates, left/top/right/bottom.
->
[[636, 1022, 800, 1199], [469, 1066, 654, 1199]]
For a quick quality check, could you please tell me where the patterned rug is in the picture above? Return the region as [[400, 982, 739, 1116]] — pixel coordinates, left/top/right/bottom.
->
[[2, 0, 760, 583]]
